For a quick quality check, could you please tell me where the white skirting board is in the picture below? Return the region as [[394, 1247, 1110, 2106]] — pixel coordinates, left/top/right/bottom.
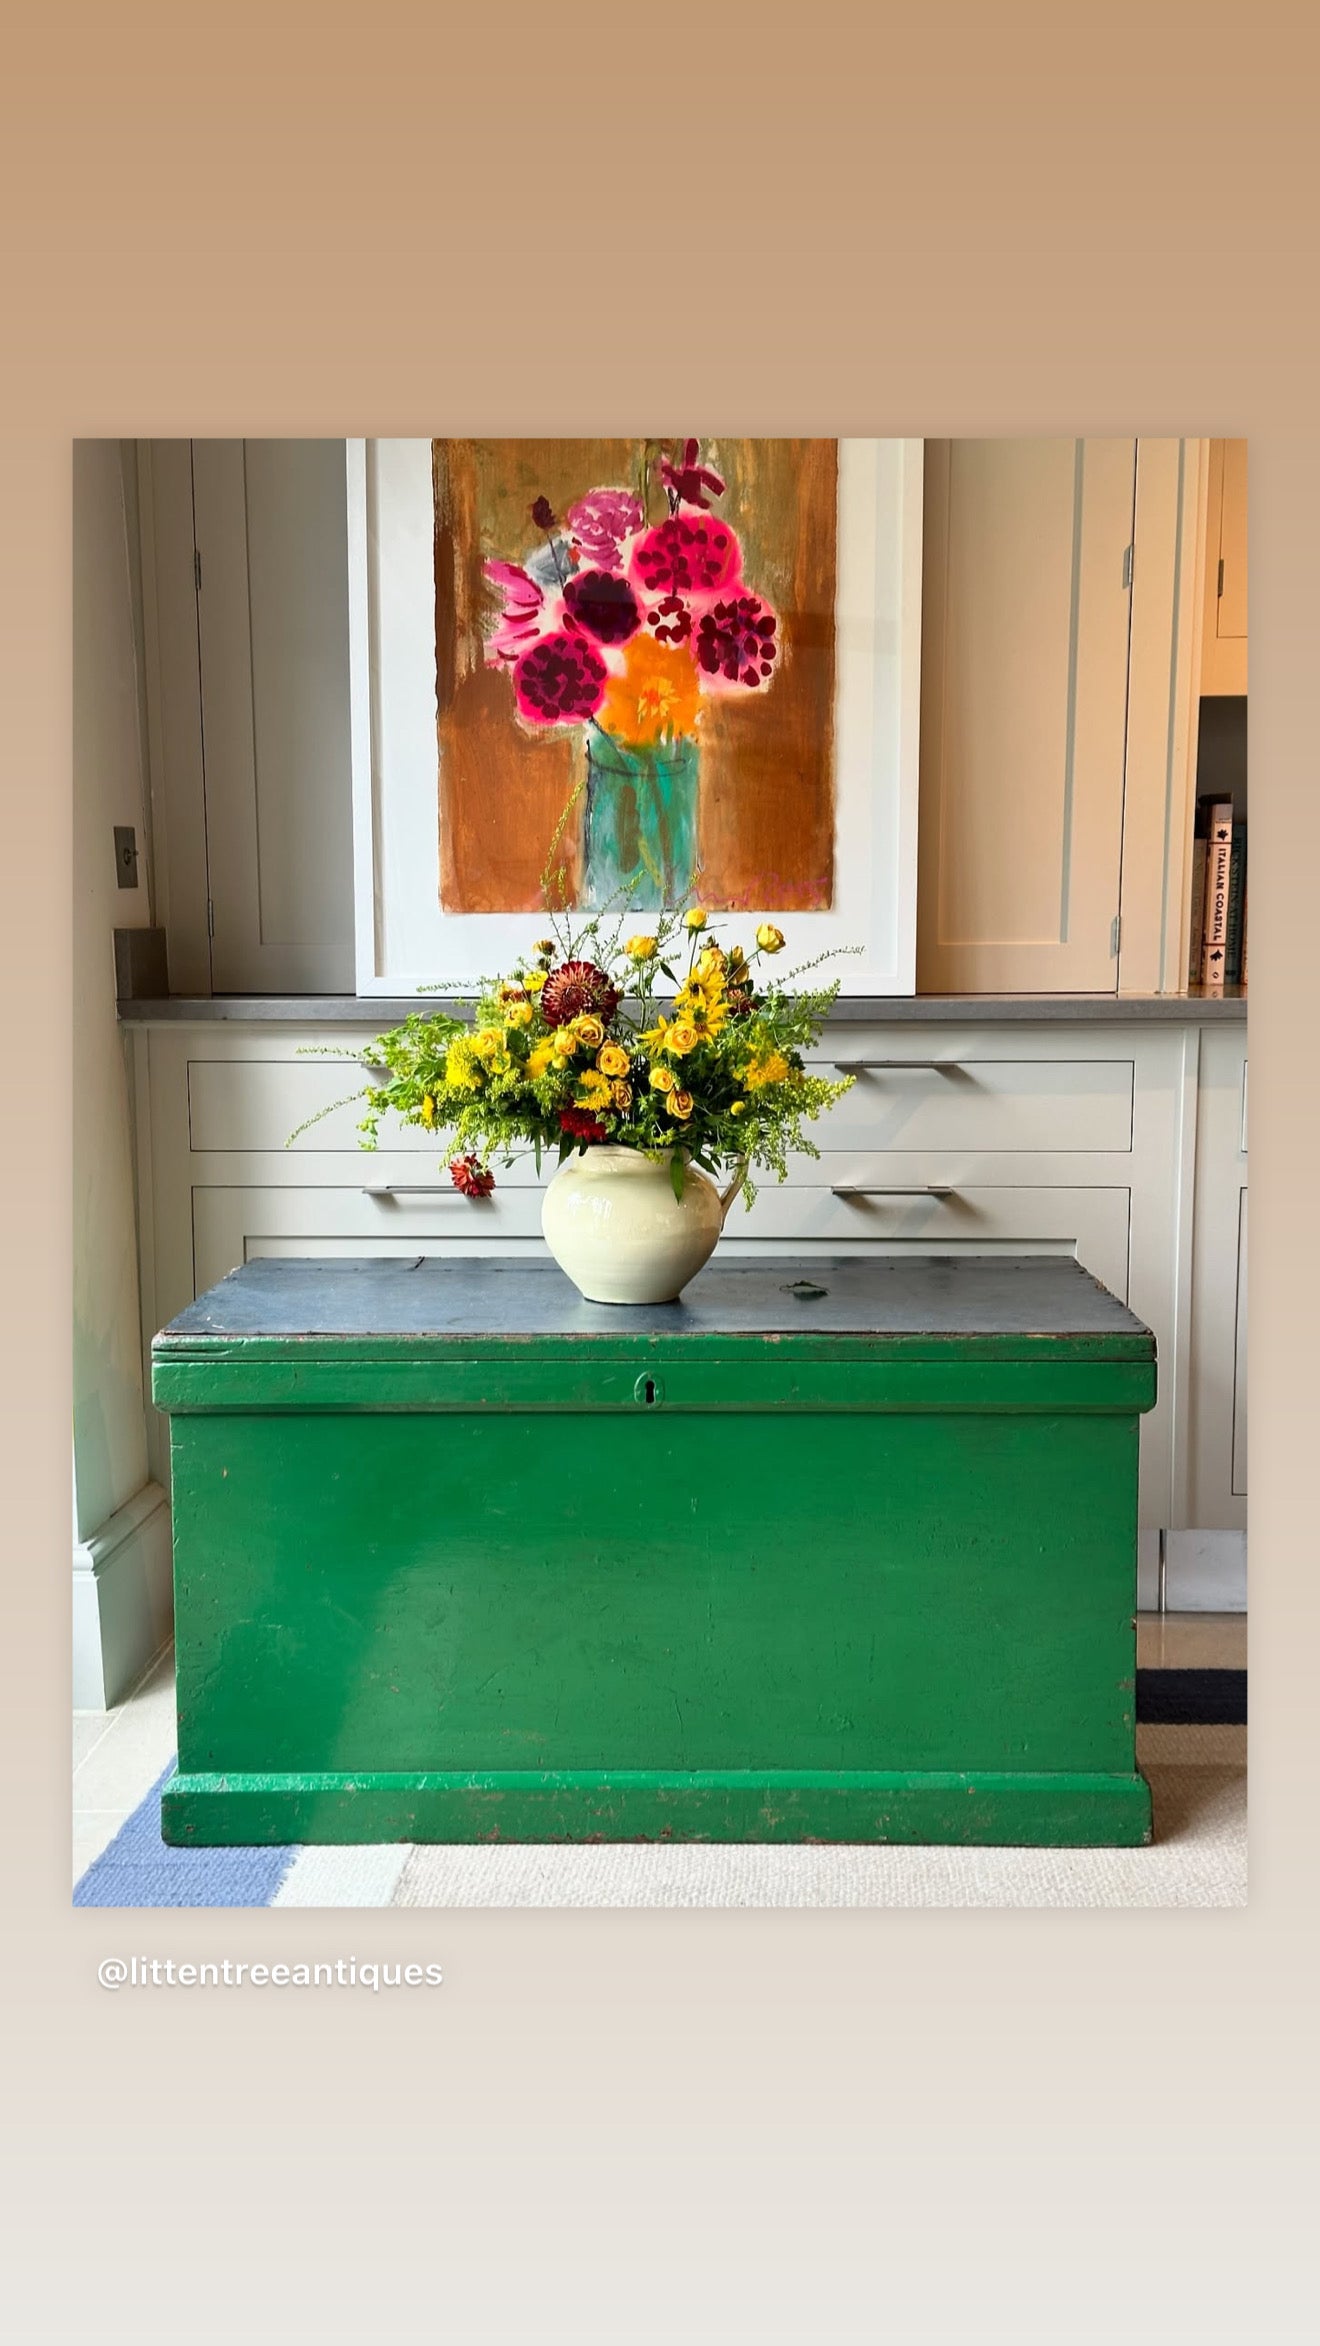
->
[[73, 1482, 174, 1709], [1140, 1529, 1247, 1613], [1163, 1529, 1248, 1612]]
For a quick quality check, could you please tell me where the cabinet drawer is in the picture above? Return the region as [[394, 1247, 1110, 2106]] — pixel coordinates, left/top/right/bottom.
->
[[1232, 1190, 1247, 1496], [190, 1052, 1135, 1159], [732, 1183, 1130, 1298], [192, 1180, 1131, 1312], [189, 1056, 432, 1154], [192, 1183, 547, 1293], [803, 1056, 1134, 1152]]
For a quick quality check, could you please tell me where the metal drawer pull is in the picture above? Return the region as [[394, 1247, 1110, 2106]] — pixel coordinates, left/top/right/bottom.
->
[[831, 1184, 956, 1200], [362, 1185, 476, 1200], [831, 1060, 959, 1073]]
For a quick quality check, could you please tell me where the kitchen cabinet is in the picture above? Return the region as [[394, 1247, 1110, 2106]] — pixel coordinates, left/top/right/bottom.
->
[[1199, 439, 1248, 697], [137, 439, 357, 994], [128, 1012, 1221, 1551], [1185, 1029, 1248, 1527], [917, 439, 1203, 995]]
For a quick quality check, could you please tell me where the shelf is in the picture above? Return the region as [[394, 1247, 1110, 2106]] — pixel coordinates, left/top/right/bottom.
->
[[117, 992, 1248, 1026]]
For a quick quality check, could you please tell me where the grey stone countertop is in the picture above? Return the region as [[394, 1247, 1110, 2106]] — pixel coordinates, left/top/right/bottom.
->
[[118, 990, 1247, 1025]]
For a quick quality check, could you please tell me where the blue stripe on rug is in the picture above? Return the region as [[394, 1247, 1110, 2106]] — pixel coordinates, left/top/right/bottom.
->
[[74, 1762, 300, 1908]]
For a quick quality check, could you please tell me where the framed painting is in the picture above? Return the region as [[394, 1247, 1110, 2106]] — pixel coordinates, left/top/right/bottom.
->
[[348, 437, 921, 993]]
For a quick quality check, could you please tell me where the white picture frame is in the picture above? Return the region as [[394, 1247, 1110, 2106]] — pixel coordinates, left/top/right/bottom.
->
[[348, 437, 922, 995]]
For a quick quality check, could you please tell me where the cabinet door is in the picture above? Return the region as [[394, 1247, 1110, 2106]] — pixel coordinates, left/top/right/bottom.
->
[[1199, 439, 1248, 696], [918, 438, 1136, 993], [1188, 1032, 1247, 1528], [1232, 1188, 1247, 1496], [192, 440, 356, 990]]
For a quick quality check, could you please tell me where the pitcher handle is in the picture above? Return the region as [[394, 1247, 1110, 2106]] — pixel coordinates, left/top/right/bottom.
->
[[718, 1157, 750, 1226]]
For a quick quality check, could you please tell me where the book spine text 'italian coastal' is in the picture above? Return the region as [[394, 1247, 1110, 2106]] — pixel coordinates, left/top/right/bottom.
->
[[1199, 800, 1234, 992]]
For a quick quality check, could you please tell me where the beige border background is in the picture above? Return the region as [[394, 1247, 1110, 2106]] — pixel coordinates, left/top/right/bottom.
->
[[2, 4, 1316, 2333]]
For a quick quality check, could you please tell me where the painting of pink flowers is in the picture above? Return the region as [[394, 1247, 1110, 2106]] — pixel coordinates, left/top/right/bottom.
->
[[432, 438, 838, 914]]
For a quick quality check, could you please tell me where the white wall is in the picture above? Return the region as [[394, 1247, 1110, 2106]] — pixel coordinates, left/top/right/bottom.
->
[[72, 442, 171, 1700]]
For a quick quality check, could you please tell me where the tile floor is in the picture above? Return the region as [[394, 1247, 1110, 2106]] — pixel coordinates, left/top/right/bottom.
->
[[73, 1644, 179, 1885], [73, 1615, 1247, 1891]]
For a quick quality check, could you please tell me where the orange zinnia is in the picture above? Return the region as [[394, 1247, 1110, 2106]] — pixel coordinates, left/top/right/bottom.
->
[[599, 637, 703, 747]]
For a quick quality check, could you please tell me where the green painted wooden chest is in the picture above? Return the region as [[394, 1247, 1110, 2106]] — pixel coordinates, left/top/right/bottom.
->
[[152, 1255, 1155, 1847]]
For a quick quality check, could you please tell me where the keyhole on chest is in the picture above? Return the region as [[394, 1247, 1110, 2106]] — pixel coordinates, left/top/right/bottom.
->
[[643, 1377, 657, 1406], [633, 1373, 663, 1407]]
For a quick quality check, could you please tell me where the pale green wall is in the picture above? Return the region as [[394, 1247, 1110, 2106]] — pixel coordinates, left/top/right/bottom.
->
[[71, 442, 154, 1541]]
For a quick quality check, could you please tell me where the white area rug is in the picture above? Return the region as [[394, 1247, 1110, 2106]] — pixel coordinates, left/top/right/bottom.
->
[[268, 1725, 1246, 1910]]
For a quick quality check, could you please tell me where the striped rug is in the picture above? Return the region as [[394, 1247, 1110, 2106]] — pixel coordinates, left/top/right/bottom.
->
[[73, 1671, 1246, 1910]]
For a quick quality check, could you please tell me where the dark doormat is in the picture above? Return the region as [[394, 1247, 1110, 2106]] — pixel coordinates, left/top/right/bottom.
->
[[1136, 1668, 1247, 1725]]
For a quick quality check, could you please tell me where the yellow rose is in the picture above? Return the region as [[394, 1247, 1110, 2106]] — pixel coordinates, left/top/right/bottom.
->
[[576, 1069, 613, 1109], [503, 1001, 533, 1029], [666, 1089, 695, 1120], [551, 1026, 579, 1060], [756, 923, 785, 954], [611, 1080, 633, 1110], [695, 947, 726, 982], [597, 1042, 630, 1078], [472, 1027, 504, 1060], [683, 906, 708, 931], [524, 967, 548, 992], [572, 1014, 606, 1051], [650, 1065, 677, 1094], [526, 1040, 555, 1079], [626, 934, 658, 962], [666, 1020, 699, 1056]]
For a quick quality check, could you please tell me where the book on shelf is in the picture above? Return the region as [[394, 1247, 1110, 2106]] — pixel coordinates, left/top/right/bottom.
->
[[1224, 819, 1247, 984], [1187, 832, 1207, 987], [1199, 798, 1235, 993]]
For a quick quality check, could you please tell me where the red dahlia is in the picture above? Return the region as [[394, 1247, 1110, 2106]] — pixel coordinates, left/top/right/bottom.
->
[[562, 568, 641, 645], [512, 630, 607, 726], [559, 1108, 608, 1142], [449, 1153, 495, 1198], [694, 594, 778, 688], [631, 514, 741, 598], [539, 958, 621, 1027]]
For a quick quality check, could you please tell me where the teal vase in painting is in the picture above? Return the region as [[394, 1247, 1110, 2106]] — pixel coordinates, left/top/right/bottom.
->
[[583, 732, 699, 910]]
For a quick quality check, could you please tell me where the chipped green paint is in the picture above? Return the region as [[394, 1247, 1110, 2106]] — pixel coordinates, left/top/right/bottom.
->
[[154, 1258, 1156, 1848], [163, 1770, 1152, 1847]]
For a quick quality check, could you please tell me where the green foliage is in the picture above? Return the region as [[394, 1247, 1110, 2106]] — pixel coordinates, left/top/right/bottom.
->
[[290, 906, 855, 1204]]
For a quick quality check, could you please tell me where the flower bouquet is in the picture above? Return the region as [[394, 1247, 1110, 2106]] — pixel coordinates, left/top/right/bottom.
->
[[483, 441, 780, 907], [299, 908, 854, 1303]]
